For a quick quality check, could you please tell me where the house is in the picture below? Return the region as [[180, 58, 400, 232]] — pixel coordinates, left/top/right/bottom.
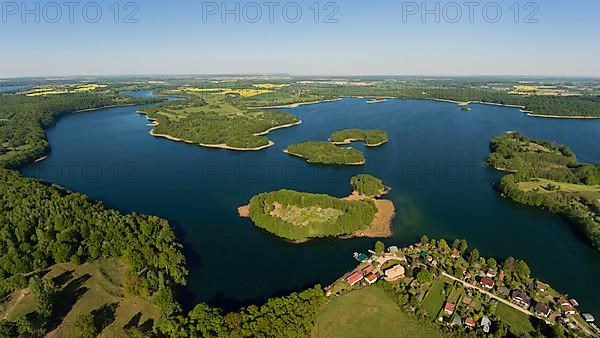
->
[[559, 297, 570, 306], [388, 246, 399, 253], [450, 250, 461, 258], [444, 302, 456, 315], [464, 272, 472, 280], [498, 270, 505, 281], [535, 302, 551, 318], [362, 265, 375, 275], [465, 317, 476, 328], [561, 303, 576, 315], [582, 313, 595, 323], [570, 299, 580, 307], [346, 271, 363, 286], [486, 270, 497, 278], [450, 315, 461, 328], [497, 286, 510, 297], [512, 290, 531, 308], [384, 265, 405, 281], [481, 316, 492, 333], [426, 255, 433, 263], [480, 276, 494, 289], [365, 272, 378, 285], [536, 281, 547, 292]]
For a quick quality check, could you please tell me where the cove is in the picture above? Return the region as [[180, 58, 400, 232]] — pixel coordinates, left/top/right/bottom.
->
[[21, 96, 600, 316]]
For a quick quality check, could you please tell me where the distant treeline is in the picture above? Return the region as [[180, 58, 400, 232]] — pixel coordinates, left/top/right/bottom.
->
[[488, 133, 600, 251], [0, 92, 159, 169], [249, 189, 376, 241]]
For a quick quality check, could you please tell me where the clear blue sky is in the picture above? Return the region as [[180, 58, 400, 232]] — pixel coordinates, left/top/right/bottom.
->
[[2, 0, 599, 77]]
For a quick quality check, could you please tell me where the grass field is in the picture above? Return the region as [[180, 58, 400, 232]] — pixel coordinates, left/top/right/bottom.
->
[[0, 259, 159, 337], [495, 303, 534, 336], [518, 178, 600, 193], [418, 278, 447, 318], [312, 287, 446, 338], [271, 203, 344, 226]]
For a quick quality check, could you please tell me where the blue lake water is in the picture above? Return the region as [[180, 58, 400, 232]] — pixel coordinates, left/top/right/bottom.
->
[[22, 97, 600, 316]]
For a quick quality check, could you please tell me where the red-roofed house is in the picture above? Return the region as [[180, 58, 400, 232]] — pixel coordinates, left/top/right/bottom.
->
[[480, 276, 495, 289], [365, 273, 378, 285], [362, 265, 375, 275], [450, 250, 461, 258], [561, 303, 576, 315], [465, 317, 476, 328], [346, 271, 363, 286], [444, 302, 456, 315], [486, 270, 497, 278], [498, 271, 505, 281]]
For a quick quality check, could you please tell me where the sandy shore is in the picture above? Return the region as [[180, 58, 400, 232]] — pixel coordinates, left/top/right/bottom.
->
[[525, 113, 600, 119], [238, 205, 250, 217], [252, 98, 342, 109], [254, 120, 302, 136], [331, 138, 388, 147], [343, 191, 395, 238], [34, 156, 47, 163], [283, 149, 366, 165]]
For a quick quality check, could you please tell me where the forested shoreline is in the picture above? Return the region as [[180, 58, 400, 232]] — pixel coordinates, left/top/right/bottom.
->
[[488, 133, 600, 251]]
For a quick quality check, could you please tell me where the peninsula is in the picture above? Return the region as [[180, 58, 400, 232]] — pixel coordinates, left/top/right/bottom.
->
[[488, 132, 600, 251]]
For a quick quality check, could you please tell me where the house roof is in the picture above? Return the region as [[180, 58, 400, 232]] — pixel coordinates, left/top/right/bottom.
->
[[480, 316, 491, 326], [480, 276, 494, 287], [365, 273, 378, 283], [535, 303, 550, 315], [561, 303, 576, 313], [451, 315, 461, 324], [444, 302, 455, 312], [512, 290, 530, 301], [465, 317, 476, 327], [362, 265, 375, 275], [346, 271, 363, 285], [385, 265, 405, 279], [582, 313, 595, 322]]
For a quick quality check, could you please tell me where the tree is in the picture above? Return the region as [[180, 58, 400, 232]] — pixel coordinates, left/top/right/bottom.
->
[[420, 235, 429, 245], [468, 249, 480, 264], [459, 239, 468, 254], [503, 256, 516, 272], [375, 241, 385, 254], [29, 276, 57, 319], [487, 257, 497, 269], [438, 239, 449, 252], [75, 313, 98, 338], [416, 270, 432, 284], [516, 260, 531, 280]]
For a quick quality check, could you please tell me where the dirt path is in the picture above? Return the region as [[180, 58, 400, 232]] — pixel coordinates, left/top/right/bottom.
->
[[3, 288, 29, 320]]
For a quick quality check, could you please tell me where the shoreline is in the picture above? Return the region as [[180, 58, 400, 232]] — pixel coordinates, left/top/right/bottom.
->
[[331, 138, 389, 147], [431, 99, 600, 119], [253, 120, 303, 136], [237, 191, 395, 241], [283, 149, 366, 165], [138, 110, 291, 151], [251, 98, 342, 109]]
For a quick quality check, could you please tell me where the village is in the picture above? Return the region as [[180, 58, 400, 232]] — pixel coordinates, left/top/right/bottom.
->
[[325, 238, 598, 337]]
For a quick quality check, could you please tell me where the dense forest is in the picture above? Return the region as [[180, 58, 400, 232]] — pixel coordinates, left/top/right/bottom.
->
[[248, 189, 377, 241], [330, 129, 389, 146], [142, 94, 299, 149], [285, 141, 365, 165], [156, 285, 327, 337], [487, 133, 600, 251], [350, 174, 386, 197]]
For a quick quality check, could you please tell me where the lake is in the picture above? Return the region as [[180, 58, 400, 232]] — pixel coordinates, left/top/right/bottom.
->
[[22, 96, 600, 316]]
